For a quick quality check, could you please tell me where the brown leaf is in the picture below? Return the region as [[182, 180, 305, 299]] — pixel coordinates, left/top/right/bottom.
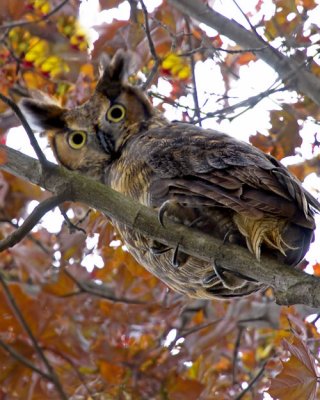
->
[[167, 375, 205, 400], [236, 52, 257, 65], [91, 20, 128, 60], [99, 360, 124, 384], [250, 132, 273, 154], [288, 156, 320, 181], [250, 109, 301, 160], [268, 337, 318, 400], [99, 0, 125, 10], [0, 0, 26, 23]]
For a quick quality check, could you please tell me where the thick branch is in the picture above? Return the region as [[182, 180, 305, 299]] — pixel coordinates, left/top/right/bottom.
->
[[1, 145, 320, 307], [168, 0, 320, 106]]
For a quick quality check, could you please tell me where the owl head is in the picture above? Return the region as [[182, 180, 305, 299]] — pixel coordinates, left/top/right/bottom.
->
[[21, 50, 159, 180]]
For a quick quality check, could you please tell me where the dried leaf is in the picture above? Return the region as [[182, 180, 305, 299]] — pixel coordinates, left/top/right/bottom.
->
[[268, 337, 318, 400], [167, 375, 205, 400], [99, 0, 124, 10]]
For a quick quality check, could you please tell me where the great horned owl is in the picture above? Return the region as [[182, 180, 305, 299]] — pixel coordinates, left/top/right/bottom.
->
[[21, 50, 320, 299]]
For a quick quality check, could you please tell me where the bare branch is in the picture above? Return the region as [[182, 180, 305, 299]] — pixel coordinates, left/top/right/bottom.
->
[[180, 45, 268, 57], [0, 194, 69, 252], [139, 0, 161, 89], [0, 93, 48, 167], [234, 361, 267, 400], [62, 269, 146, 305], [185, 18, 202, 126], [59, 206, 87, 235], [0, 339, 52, 381], [0, 218, 51, 254], [232, 327, 244, 384]]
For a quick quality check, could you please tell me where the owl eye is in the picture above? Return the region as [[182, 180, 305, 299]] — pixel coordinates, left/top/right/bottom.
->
[[68, 131, 87, 149], [106, 104, 126, 123]]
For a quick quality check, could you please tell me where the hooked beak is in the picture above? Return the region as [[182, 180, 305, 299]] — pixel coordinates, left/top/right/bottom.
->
[[96, 127, 115, 154]]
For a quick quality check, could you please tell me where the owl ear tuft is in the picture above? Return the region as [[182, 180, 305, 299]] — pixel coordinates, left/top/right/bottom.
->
[[96, 49, 137, 98], [20, 99, 66, 131]]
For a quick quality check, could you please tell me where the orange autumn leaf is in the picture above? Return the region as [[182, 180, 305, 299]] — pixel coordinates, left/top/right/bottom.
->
[[237, 52, 257, 65], [98, 360, 124, 385], [268, 337, 318, 400], [0, 147, 7, 164], [167, 375, 205, 400], [313, 263, 320, 276]]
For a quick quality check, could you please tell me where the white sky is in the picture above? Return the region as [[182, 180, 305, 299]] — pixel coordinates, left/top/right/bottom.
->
[[6, 0, 320, 269]]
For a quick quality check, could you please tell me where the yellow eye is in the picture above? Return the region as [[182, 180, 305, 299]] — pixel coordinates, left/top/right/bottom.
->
[[106, 104, 126, 123], [68, 131, 87, 149]]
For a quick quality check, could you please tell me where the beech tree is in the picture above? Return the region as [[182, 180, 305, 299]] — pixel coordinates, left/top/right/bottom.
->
[[0, 0, 320, 399]]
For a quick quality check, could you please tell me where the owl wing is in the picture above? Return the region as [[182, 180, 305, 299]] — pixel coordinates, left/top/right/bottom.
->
[[139, 123, 318, 229]]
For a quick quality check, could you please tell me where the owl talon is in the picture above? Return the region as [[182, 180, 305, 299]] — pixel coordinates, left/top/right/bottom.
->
[[223, 228, 237, 244], [158, 200, 173, 226], [172, 244, 180, 268], [150, 242, 171, 255], [202, 272, 219, 288]]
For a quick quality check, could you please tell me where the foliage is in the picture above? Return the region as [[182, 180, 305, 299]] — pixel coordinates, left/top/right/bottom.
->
[[0, 0, 320, 398]]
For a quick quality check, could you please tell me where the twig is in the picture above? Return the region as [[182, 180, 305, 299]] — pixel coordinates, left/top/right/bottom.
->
[[0, 218, 50, 254], [198, 84, 288, 123], [234, 361, 267, 400], [0, 272, 68, 399], [180, 45, 268, 57], [232, 327, 244, 385], [180, 318, 222, 338], [0, 93, 48, 167], [139, 0, 161, 89], [231, 0, 269, 49], [43, 346, 94, 397], [0, 338, 51, 380], [59, 206, 87, 235], [168, 318, 222, 351], [0, 0, 70, 30], [185, 17, 202, 126], [0, 193, 68, 252], [62, 269, 146, 305]]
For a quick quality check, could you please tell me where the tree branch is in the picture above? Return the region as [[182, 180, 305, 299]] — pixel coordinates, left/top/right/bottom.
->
[[0, 193, 69, 252], [0, 93, 49, 167], [0, 339, 52, 381], [62, 269, 146, 304], [139, 0, 161, 90], [168, 0, 320, 106], [1, 145, 320, 307]]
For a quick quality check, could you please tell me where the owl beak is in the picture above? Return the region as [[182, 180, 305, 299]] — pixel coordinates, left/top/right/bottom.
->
[[96, 128, 115, 154]]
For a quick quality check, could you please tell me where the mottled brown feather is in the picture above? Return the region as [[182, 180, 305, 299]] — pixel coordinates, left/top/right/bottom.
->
[[21, 50, 320, 299]]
